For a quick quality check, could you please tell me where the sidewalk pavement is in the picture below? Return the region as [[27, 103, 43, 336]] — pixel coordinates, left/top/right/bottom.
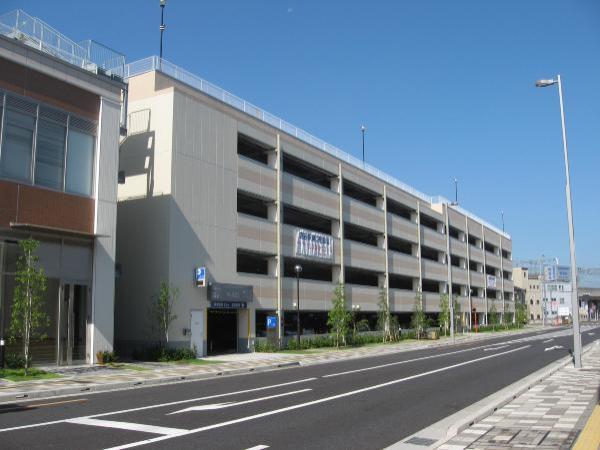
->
[[437, 340, 600, 450], [0, 326, 552, 403]]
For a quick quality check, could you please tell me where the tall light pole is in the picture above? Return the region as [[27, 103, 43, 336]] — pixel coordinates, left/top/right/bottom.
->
[[361, 125, 366, 165], [294, 264, 302, 346], [159, 0, 167, 60], [535, 75, 582, 368], [501, 210, 505, 233], [453, 178, 458, 205]]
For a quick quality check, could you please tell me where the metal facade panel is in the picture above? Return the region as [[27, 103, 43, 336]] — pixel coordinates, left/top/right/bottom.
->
[[421, 226, 446, 252], [388, 214, 418, 243], [450, 237, 467, 258], [388, 252, 419, 278], [281, 173, 339, 219], [238, 157, 277, 200], [343, 197, 385, 233], [237, 215, 277, 255], [344, 240, 385, 273], [422, 259, 448, 282]]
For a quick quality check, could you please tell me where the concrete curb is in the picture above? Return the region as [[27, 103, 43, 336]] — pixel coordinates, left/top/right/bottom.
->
[[0, 361, 301, 404], [0, 326, 549, 404], [388, 339, 598, 450]]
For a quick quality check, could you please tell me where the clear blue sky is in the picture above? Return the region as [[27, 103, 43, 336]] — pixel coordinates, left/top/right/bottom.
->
[[8, 0, 600, 268]]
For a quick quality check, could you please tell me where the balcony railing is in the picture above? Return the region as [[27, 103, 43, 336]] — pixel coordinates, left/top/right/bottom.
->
[[0, 10, 124, 77]]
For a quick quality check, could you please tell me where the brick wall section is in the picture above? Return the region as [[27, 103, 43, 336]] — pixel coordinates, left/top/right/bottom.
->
[[0, 180, 94, 234]]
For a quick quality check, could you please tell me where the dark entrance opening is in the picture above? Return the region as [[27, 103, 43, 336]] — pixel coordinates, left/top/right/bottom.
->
[[207, 309, 238, 354]]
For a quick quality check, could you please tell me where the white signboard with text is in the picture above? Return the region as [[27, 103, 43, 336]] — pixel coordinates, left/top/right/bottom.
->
[[486, 275, 497, 289], [295, 229, 333, 260]]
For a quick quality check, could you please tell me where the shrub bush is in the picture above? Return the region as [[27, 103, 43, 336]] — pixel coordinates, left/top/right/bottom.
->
[[96, 351, 118, 364], [131, 346, 197, 362], [5, 352, 28, 369], [254, 341, 279, 352]]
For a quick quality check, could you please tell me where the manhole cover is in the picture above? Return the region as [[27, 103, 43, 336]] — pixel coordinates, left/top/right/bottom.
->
[[404, 436, 438, 446]]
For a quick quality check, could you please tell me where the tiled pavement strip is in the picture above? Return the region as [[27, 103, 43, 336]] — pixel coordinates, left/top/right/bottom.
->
[[437, 340, 600, 450], [0, 326, 552, 403]]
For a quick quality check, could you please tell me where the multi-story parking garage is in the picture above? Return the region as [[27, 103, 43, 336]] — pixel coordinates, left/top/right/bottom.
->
[[115, 57, 514, 356]]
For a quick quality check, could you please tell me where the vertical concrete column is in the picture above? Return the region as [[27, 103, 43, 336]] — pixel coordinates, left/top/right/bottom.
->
[[275, 134, 283, 344], [444, 203, 454, 337], [500, 237, 506, 323], [482, 224, 488, 325], [465, 216, 472, 330], [416, 203, 423, 301], [338, 164, 345, 286], [383, 186, 390, 324], [330, 177, 343, 283]]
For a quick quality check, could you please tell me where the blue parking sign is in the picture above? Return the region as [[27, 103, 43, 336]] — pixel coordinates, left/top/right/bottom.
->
[[266, 315, 277, 329], [195, 267, 206, 287]]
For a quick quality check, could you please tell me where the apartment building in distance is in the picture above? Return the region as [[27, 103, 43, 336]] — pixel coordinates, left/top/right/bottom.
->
[[513, 268, 542, 323], [116, 57, 514, 356], [0, 10, 124, 364]]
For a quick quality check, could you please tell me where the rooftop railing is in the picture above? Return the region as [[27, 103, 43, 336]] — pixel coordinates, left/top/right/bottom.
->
[[0, 9, 124, 77], [123, 55, 510, 239]]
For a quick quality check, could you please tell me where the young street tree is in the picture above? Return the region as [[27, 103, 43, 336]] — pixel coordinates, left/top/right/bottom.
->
[[10, 238, 48, 375], [411, 291, 428, 340], [489, 302, 500, 331], [515, 303, 527, 328], [152, 282, 179, 347], [439, 293, 450, 336], [453, 294, 462, 332], [377, 286, 391, 342], [328, 283, 351, 348]]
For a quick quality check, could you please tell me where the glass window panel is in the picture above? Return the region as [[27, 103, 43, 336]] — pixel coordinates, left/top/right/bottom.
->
[[35, 119, 66, 189], [66, 129, 94, 196], [0, 109, 35, 182]]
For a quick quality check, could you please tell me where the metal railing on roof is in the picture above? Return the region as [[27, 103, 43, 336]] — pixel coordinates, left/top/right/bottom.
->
[[0, 9, 124, 77], [123, 55, 510, 239]]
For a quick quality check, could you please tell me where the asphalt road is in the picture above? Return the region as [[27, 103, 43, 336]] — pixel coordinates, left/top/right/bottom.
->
[[0, 325, 598, 450]]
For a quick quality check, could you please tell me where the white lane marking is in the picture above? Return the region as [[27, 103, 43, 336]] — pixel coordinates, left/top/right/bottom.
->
[[0, 378, 317, 433], [245, 446, 269, 450], [104, 345, 531, 450], [67, 418, 187, 436], [168, 389, 312, 414], [322, 342, 506, 378], [543, 338, 554, 343], [483, 345, 509, 352], [544, 345, 564, 352]]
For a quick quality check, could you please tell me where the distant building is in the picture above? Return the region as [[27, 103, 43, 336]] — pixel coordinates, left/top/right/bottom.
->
[[513, 267, 543, 323]]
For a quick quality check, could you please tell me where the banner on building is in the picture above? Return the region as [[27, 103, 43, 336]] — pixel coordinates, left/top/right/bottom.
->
[[295, 229, 333, 260], [486, 275, 497, 289]]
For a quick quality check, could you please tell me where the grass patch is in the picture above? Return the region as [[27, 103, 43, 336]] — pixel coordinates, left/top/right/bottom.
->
[[172, 359, 224, 365], [105, 363, 149, 372], [0, 368, 61, 382]]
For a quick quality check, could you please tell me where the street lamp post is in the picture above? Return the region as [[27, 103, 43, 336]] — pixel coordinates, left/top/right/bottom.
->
[[294, 264, 302, 346], [361, 125, 366, 164], [501, 210, 505, 233], [159, 0, 167, 60], [535, 75, 582, 368], [453, 178, 458, 205]]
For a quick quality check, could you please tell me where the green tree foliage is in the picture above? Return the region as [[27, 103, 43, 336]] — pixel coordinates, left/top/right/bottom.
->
[[515, 303, 528, 328], [453, 294, 462, 332], [489, 302, 500, 330], [151, 282, 179, 348], [328, 283, 351, 348], [439, 293, 450, 336], [411, 291, 428, 340], [377, 287, 392, 342], [9, 238, 48, 375]]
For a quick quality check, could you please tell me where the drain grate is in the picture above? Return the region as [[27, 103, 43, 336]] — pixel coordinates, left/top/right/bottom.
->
[[404, 436, 438, 446]]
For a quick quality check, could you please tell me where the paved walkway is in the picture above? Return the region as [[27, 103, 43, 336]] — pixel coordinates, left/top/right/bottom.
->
[[438, 341, 600, 450], [0, 327, 542, 403]]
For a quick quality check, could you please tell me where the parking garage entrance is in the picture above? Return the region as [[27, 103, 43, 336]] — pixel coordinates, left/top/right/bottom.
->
[[207, 308, 238, 355]]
